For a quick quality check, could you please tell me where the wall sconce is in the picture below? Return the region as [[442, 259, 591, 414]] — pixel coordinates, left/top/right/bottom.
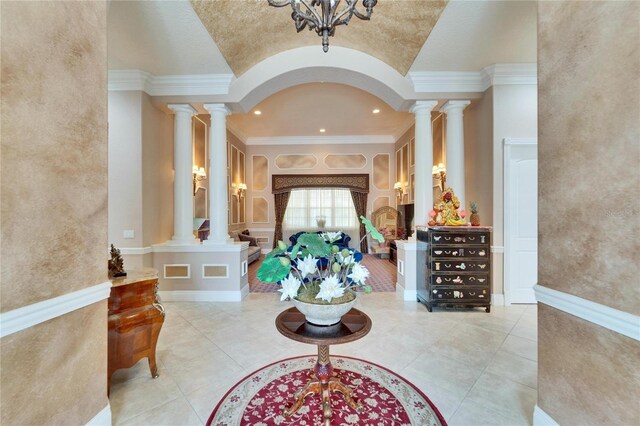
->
[[432, 163, 446, 192], [232, 182, 247, 199], [192, 165, 206, 196], [394, 181, 404, 198]]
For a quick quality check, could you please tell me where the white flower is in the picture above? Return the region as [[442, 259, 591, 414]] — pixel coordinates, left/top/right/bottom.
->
[[322, 231, 342, 243], [347, 263, 369, 285], [296, 254, 318, 277], [316, 274, 346, 302], [278, 273, 301, 301], [337, 253, 355, 265]]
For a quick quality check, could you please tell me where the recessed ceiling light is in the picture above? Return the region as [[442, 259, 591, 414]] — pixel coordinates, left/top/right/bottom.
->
[[319, 128, 326, 133], [254, 110, 262, 115], [372, 108, 380, 114]]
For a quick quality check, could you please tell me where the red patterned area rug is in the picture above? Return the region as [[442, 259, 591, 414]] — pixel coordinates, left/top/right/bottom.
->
[[207, 355, 446, 426], [249, 255, 396, 293]]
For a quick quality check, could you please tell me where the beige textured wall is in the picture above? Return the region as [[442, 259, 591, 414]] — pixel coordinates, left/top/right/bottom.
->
[[228, 131, 247, 232], [0, 1, 109, 424], [538, 304, 640, 425], [538, 1, 640, 423], [0, 302, 108, 425], [142, 93, 174, 246]]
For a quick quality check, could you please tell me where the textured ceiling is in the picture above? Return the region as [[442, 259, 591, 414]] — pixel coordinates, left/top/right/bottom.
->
[[226, 83, 413, 139], [191, 0, 448, 77]]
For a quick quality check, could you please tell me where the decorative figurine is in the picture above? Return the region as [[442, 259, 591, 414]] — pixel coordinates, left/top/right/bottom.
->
[[433, 187, 466, 226], [470, 201, 481, 226], [108, 244, 127, 278]]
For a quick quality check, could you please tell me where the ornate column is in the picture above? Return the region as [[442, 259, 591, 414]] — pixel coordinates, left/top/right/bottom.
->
[[442, 100, 471, 210], [411, 100, 438, 232], [167, 104, 199, 244], [203, 103, 232, 245]]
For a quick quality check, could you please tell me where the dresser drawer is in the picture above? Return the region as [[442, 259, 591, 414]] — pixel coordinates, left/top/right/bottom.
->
[[430, 232, 489, 246], [431, 287, 489, 301], [430, 260, 489, 272], [431, 246, 488, 259], [431, 273, 489, 286]]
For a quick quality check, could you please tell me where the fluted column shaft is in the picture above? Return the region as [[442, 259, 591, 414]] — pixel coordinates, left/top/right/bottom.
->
[[442, 100, 471, 210], [168, 104, 198, 244], [411, 101, 438, 233], [203, 104, 232, 245]]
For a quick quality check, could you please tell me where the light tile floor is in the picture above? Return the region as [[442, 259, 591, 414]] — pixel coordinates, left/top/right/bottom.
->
[[110, 293, 538, 425]]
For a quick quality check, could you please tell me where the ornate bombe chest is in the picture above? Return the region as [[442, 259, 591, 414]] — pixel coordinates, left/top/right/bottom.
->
[[417, 227, 492, 313]]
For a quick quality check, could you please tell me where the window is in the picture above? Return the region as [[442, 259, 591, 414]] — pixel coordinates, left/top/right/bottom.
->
[[283, 189, 359, 240]]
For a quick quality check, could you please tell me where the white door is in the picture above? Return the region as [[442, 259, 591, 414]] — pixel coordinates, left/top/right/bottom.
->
[[504, 139, 538, 304]]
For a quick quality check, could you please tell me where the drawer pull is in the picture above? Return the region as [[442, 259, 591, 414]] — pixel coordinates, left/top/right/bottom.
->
[[479, 250, 486, 256], [469, 292, 476, 296], [453, 291, 463, 298], [444, 236, 451, 241], [434, 236, 441, 241], [478, 264, 487, 269], [454, 237, 466, 243], [453, 276, 463, 284], [455, 263, 466, 270], [478, 278, 486, 283], [479, 295, 484, 298], [436, 277, 442, 284], [435, 262, 441, 271], [469, 237, 476, 241], [481, 236, 486, 243], [434, 250, 443, 255]]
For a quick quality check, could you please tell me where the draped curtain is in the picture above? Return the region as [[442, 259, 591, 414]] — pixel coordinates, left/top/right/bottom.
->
[[350, 190, 368, 253], [273, 191, 291, 248]]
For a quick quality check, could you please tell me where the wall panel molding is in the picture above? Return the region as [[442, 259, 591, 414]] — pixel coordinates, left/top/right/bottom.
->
[[159, 286, 249, 302], [535, 284, 640, 341], [0, 282, 112, 338]]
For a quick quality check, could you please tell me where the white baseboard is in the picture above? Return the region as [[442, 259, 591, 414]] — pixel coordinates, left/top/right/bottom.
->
[[535, 284, 640, 341], [533, 404, 559, 426], [0, 281, 112, 338], [159, 290, 245, 302], [395, 282, 417, 301], [86, 403, 111, 426], [492, 293, 505, 306]]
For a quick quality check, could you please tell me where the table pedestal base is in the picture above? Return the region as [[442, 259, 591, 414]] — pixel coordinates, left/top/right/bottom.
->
[[284, 345, 364, 425]]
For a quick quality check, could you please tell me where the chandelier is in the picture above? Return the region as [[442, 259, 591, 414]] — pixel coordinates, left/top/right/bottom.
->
[[267, 0, 378, 52]]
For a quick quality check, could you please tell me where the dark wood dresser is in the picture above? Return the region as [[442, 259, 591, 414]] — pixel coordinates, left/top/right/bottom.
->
[[108, 269, 164, 393], [417, 227, 492, 313]]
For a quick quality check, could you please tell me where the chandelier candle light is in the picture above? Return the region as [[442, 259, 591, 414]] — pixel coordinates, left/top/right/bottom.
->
[[267, 0, 378, 52]]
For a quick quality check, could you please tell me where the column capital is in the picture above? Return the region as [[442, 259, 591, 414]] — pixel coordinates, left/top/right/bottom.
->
[[167, 104, 197, 115], [203, 103, 231, 116], [410, 100, 438, 116], [441, 100, 471, 115]]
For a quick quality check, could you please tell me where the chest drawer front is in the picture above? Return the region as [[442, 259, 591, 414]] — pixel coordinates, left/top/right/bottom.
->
[[431, 246, 488, 259], [431, 273, 489, 287], [430, 260, 489, 272], [431, 287, 489, 301], [430, 232, 490, 246]]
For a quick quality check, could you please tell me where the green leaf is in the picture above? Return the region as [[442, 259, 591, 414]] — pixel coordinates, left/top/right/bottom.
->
[[266, 247, 284, 259], [297, 233, 332, 257], [256, 257, 290, 283], [360, 215, 385, 243], [290, 243, 301, 259]]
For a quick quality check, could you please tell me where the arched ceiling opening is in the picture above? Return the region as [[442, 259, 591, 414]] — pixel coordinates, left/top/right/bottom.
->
[[190, 0, 448, 76], [226, 82, 413, 141]]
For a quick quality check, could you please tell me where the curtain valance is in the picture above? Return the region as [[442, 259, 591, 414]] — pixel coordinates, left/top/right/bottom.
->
[[272, 174, 369, 194]]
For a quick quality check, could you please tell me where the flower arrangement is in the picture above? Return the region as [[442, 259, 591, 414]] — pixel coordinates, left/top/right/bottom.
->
[[257, 217, 384, 304]]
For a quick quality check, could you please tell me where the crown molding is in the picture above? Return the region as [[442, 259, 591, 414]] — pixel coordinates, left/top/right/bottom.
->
[[408, 71, 485, 93], [482, 63, 537, 86], [245, 135, 395, 146], [409, 63, 537, 94], [108, 69, 234, 96]]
